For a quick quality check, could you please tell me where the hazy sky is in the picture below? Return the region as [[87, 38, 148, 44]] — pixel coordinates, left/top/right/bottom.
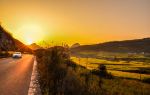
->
[[0, 0, 150, 45]]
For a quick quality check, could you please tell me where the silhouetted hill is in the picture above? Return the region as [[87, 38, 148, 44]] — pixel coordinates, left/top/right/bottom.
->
[[28, 43, 42, 50], [71, 43, 80, 48], [14, 39, 32, 52], [0, 25, 32, 52], [71, 38, 150, 53], [0, 25, 16, 51]]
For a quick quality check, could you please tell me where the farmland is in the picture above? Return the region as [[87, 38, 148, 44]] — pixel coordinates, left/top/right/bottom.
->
[[71, 51, 150, 80]]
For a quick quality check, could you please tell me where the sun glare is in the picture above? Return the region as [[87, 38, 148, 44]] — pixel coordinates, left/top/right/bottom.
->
[[16, 23, 44, 45], [26, 39, 33, 45]]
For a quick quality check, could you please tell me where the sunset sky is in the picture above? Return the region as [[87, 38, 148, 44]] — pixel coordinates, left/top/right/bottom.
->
[[0, 0, 150, 45]]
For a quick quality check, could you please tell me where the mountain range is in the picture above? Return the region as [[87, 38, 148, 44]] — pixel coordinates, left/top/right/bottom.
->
[[1, 24, 150, 53], [28, 43, 42, 50], [71, 38, 150, 53]]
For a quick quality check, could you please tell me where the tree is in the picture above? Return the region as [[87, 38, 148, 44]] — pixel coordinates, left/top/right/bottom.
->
[[98, 64, 107, 77]]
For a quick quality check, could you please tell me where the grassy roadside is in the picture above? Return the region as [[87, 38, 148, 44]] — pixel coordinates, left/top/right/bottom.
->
[[0, 51, 12, 58], [35, 46, 150, 95]]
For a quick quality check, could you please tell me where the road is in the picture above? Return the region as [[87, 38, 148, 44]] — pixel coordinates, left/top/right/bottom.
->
[[0, 54, 34, 95]]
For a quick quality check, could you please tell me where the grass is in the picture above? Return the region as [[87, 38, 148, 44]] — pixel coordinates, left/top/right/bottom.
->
[[35, 47, 150, 95]]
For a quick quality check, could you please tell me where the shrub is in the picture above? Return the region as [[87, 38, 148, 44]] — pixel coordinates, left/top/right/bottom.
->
[[143, 78, 150, 84], [98, 64, 113, 79], [0, 51, 10, 58]]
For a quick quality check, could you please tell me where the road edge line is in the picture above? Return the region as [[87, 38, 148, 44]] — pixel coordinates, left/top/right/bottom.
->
[[28, 57, 42, 95]]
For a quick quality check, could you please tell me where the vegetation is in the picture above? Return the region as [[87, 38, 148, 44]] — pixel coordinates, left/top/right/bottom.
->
[[0, 51, 10, 58], [71, 50, 150, 80], [71, 55, 150, 80], [35, 46, 150, 95]]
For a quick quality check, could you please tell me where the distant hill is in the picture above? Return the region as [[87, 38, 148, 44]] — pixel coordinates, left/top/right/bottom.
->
[[0, 25, 32, 52], [71, 43, 80, 48], [71, 38, 150, 53], [14, 39, 32, 52], [28, 43, 42, 50], [0, 25, 16, 51]]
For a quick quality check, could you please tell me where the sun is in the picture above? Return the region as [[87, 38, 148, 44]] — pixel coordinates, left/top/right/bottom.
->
[[17, 22, 45, 45], [26, 39, 33, 45]]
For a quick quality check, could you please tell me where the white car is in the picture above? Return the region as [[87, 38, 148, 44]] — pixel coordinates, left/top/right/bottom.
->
[[12, 52, 22, 58]]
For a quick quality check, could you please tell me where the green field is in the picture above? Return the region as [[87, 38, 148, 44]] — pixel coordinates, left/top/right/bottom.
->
[[71, 52, 150, 80]]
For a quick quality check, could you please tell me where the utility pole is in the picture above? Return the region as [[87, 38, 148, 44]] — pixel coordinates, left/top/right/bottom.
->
[[86, 57, 88, 69], [78, 57, 80, 65]]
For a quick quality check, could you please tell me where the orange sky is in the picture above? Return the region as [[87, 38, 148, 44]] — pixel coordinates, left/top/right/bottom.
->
[[0, 0, 150, 45]]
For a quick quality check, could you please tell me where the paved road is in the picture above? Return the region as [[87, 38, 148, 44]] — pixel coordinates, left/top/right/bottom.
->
[[0, 54, 34, 95]]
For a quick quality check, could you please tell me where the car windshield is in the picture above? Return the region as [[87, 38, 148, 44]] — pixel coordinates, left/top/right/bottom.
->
[[15, 52, 21, 54]]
